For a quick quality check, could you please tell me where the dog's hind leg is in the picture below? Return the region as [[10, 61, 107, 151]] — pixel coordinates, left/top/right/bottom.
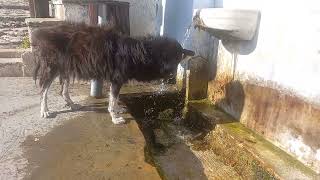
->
[[61, 79, 82, 110], [108, 82, 126, 124], [40, 75, 56, 118]]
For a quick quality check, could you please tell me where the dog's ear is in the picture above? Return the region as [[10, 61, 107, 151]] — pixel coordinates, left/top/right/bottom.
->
[[182, 49, 195, 57]]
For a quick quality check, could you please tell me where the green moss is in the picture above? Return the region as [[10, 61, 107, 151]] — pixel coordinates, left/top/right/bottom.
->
[[218, 123, 317, 178], [20, 36, 30, 49], [187, 98, 212, 105]]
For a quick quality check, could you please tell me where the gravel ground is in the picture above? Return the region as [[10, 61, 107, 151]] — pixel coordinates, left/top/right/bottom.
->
[[0, 77, 89, 180], [0, 0, 30, 49]]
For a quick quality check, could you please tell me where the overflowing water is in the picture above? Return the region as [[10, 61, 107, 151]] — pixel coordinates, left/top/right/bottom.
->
[[154, 78, 177, 94], [181, 23, 193, 48], [158, 79, 167, 92]]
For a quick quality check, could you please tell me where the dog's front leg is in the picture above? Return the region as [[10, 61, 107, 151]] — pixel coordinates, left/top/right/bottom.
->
[[108, 83, 127, 114], [108, 82, 126, 124]]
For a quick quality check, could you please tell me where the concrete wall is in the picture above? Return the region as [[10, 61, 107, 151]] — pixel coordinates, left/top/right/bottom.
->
[[58, 0, 162, 36], [187, 0, 320, 173]]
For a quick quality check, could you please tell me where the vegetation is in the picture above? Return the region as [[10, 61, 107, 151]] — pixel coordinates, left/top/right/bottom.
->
[[20, 36, 30, 49]]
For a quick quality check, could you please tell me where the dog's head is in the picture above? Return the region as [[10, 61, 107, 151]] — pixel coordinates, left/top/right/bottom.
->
[[136, 36, 194, 81], [155, 38, 194, 78]]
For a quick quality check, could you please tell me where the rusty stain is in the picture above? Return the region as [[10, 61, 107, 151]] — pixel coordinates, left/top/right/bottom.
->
[[208, 73, 233, 104], [208, 76, 320, 168]]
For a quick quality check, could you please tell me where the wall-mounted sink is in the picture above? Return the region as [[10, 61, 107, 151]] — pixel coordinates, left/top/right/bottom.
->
[[193, 8, 261, 41]]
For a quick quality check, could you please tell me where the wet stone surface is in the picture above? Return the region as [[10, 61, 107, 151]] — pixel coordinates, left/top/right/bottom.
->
[[122, 93, 242, 179]]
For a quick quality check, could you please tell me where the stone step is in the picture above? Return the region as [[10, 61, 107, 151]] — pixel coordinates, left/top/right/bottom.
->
[[0, 8, 30, 18], [0, 0, 29, 7], [0, 5, 29, 10], [0, 28, 29, 49], [185, 102, 320, 179], [0, 58, 23, 77], [0, 16, 27, 23], [0, 49, 29, 58]]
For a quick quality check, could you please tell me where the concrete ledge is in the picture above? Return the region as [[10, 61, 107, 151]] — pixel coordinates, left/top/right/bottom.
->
[[186, 102, 319, 179], [25, 18, 64, 28], [186, 57, 209, 101], [0, 58, 23, 77], [0, 49, 30, 58]]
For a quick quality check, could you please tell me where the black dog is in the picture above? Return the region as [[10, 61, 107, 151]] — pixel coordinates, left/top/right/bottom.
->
[[33, 22, 194, 124]]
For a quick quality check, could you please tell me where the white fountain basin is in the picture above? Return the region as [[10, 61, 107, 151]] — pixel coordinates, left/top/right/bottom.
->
[[194, 8, 261, 41]]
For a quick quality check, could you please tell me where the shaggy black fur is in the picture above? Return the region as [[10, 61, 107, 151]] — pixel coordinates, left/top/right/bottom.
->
[[33, 22, 194, 90]]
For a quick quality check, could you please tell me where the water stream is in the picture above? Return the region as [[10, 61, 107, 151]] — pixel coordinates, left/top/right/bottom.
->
[[181, 23, 193, 48]]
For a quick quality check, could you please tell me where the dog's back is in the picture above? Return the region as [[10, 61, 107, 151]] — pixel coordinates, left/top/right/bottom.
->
[[33, 22, 122, 86], [33, 22, 157, 88]]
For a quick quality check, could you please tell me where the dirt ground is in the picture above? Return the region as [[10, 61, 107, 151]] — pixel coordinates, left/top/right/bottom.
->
[[0, 77, 90, 179], [0, 77, 167, 180]]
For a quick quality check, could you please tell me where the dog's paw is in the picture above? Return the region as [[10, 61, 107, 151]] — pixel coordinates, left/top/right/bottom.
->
[[40, 111, 51, 118], [110, 113, 126, 124], [112, 116, 126, 124]]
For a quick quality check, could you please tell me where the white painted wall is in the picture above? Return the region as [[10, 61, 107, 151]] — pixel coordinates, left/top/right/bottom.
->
[[185, 0, 320, 173], [125, 0, 162, 36], [223, 0, 320, 104], [219, 1, 320, 172]]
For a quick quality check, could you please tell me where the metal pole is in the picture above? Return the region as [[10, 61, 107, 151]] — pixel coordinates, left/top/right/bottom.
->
[[90, 79, 104, 98], [89, 3, 103, 98], [89, 2, 130, 98], [98, 4, 107, 25]]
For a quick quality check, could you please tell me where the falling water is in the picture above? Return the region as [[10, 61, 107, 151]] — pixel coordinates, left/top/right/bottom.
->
[[232, 52, 238, 80], [181, 23, 193, 48], [154, 23, 194, 95], [157, 79, 167, 94]]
